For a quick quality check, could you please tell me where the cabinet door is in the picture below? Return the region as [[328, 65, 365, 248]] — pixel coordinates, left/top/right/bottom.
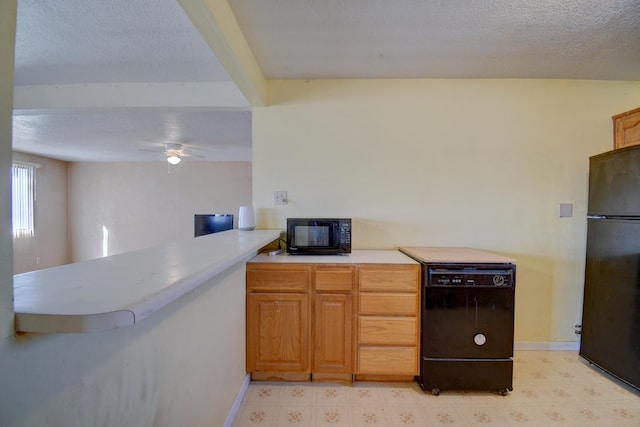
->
[[614, 107, 640, 149], [247, 293, 309, 372], [313, 293, 352, 373]]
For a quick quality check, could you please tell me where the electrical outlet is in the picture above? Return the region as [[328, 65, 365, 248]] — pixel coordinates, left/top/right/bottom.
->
[[273, 190, 288, 205]]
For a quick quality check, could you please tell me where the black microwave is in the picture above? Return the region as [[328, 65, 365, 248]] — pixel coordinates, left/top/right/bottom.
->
[[286, 218, 351, 255]]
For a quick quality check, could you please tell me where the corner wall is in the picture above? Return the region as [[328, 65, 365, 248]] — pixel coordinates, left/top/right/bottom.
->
[[0, 0, 16, 340], [12, 152, 69, 274], [252, 78, 640, 343]]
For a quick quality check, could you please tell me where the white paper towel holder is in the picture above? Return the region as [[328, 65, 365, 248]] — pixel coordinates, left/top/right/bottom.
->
[[238, 206, 256, 231]]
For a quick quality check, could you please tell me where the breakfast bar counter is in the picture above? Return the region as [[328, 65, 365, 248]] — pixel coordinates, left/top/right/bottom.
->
[[13, 229, 280, 333]]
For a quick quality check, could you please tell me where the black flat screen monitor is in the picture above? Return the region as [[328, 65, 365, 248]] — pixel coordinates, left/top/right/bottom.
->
[[194, 214, 233, 237]]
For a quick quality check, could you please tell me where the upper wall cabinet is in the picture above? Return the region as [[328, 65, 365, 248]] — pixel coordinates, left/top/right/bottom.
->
[[613, 107, 640, 150]]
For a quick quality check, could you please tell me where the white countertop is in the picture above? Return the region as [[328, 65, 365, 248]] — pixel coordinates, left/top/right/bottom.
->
[[249, 249, 419, 264], [14, 229, 280, 333], [399, 246, 516, 264]]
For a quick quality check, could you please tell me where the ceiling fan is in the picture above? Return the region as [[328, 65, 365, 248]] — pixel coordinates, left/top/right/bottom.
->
[[139, 142, 205, 164]]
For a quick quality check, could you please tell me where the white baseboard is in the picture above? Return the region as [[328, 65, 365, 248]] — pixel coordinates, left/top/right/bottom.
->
[[223, 374, 251, 427], [515, 341, 580, 351]]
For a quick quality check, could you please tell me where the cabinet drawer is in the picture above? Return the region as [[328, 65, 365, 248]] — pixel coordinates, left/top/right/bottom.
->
[[359, 317, 418, 345], [359, 292, 418, 315], [247, 265, 310, 292], [314, 266, 354, 292], [358, 346, 418, 375], [359, 266, 419, 292]]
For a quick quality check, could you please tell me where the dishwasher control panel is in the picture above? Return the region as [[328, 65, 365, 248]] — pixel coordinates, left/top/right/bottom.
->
[[427, 266, 514, 287]]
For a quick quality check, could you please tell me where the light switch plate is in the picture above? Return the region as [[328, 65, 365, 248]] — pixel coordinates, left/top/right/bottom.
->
[[558, 203, 573, 218]]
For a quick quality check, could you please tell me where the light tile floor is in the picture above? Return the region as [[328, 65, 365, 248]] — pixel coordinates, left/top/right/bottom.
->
[[233, 351, 640, 426]]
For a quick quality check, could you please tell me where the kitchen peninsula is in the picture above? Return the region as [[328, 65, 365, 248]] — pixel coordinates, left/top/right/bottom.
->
[[5, 229, 280, 427], [246, 250, 421, 382], [14, 229, 280, 333]]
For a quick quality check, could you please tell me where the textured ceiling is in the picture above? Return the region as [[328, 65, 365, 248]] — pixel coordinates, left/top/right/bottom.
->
[[14, 0, 230, 85], [12, 0, 640, 163], [13, 111, 252, 162], [228, 0, 640, 80], [13, 0, 250, 163]]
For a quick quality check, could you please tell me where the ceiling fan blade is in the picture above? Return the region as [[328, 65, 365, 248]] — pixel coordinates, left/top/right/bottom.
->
[[182, 152, 205, 159], [138, 142, 211, 161]]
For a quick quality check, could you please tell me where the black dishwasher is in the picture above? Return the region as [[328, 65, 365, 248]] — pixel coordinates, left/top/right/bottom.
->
[[419, 263, 516, 395]]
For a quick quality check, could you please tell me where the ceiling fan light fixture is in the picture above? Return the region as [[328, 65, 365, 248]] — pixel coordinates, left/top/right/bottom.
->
[[167, 154, 181, 165]]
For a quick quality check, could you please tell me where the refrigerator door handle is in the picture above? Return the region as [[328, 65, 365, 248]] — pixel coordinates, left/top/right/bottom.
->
[[587, 215, 640, 221]]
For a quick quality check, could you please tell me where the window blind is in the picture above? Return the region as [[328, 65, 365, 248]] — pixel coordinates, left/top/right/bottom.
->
[[12, 162, 38, 238]]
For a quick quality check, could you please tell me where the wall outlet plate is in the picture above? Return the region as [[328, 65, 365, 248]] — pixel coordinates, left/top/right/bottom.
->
[[273, 190, 288, 205]]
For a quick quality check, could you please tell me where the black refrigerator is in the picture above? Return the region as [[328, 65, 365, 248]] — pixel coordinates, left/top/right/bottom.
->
[[580, 145, 640, 391]]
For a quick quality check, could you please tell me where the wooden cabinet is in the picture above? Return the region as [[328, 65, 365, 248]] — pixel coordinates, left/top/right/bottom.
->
[[246, 263, 355, 381], [247, 292, 309, 373], [613, 107, 640, 149], [246, 264, 311, 380], [356, 264, 420, 379], [312, 266, 354, 378], [313, 293, 352, 374], [246, 255, 420, 382]]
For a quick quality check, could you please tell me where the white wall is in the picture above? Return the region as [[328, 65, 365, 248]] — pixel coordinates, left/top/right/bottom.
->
[[0, 261, 248, 427], [0, 0, 16, 341], [68, 161, 252, 262], [252, 79, 640, 343], [12, 152, 69, 274], [10, 158, 251, 270]]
